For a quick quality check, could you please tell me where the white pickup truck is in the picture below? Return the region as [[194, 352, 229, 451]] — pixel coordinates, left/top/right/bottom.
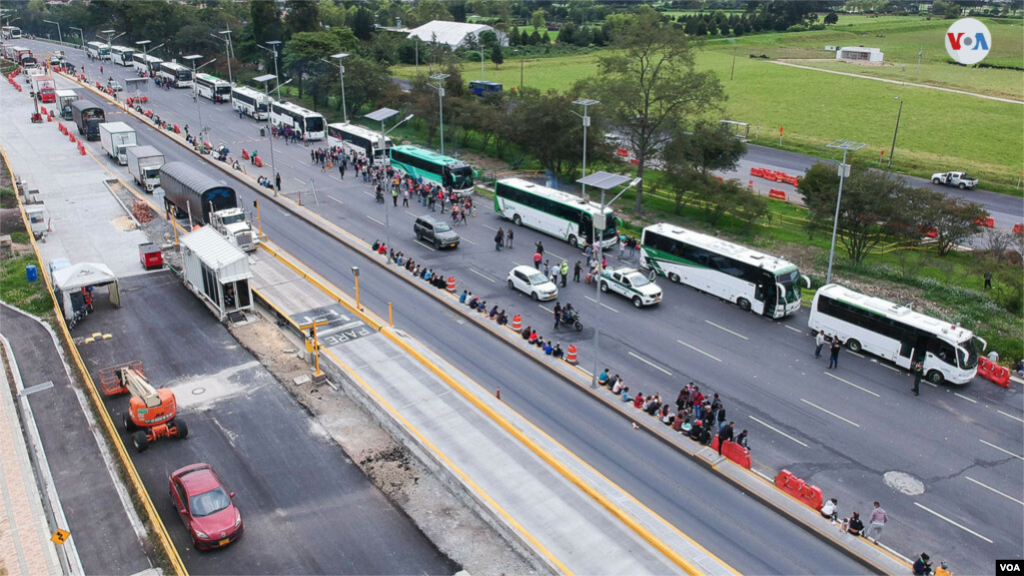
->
[[599, 266, 663, 308], [931, 171, 978, 190]]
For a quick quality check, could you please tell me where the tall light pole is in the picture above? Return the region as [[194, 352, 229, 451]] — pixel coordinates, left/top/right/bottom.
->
[[367, 108, 414, 263], [254, 74, 290, 195], [824, 140, 866, 285], [43, 20, 62, 48], [257, 41, 282, 101], [576, 172, 641, 388], [888, 97, 903, 168], [184, 55, 215, 149], [68, 26, 83, 51], [99, 29, 124, 52], [327, 53, 349, 123], [480, 44, 485, 81], [212, 30, 234, 86], [429, 73, 449, 155], [571, 99, 599, 201]]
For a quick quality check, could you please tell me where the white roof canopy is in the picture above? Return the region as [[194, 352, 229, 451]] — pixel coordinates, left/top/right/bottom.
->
[[406, 20, 503, 48], [181, 226, 250, 284], [52, 262, 117, 291]]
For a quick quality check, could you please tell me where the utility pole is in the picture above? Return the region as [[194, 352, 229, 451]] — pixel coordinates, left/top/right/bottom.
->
[[429, 73, 449, 155], [571, 99, 599, 201]]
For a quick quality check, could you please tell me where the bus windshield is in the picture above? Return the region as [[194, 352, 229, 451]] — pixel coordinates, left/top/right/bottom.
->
[[777, 269, 801, 303], [602, 213, 617, 239], [957, 338, 980, 369], [305, 116, 324, 134], [451, 165, 473, 189]]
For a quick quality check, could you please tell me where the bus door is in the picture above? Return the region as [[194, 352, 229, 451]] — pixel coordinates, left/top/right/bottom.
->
[[577, 213, 594, 248], [757, 272, 778, 317], [441, 165, 453, 188]]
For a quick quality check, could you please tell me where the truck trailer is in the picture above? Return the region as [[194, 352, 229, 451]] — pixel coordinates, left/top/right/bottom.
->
[[99, 122, 138, 165], [126, 145, 164, 192], [56, 89, 78, 120], [70, 100, 105, 141], [159, 162, 258, 251], [30, 74, 56, 103]]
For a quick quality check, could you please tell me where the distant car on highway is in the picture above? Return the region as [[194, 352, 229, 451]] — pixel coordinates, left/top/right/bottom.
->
[[507, 265, 558, 301], [169, 463, 243, 550], [599, 266, 663, 308], [931, 171, 977, 189], [108, 80, 123, 92], [413, 215, 460, 249]]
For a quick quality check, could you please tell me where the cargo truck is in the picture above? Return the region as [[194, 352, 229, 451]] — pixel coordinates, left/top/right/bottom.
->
[[99, 122, 138, 165], [30, 74, 55, 103], [56, 89, 78, 120], [126, 145, 164, 192], [70, 100, 105, 141], [159, 162, 258, 252]]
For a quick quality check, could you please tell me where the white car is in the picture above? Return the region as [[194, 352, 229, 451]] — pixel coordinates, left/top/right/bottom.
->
[[599, 267, 663, 307], [930, 171, 977, 189], [507, 265, 558, 301]]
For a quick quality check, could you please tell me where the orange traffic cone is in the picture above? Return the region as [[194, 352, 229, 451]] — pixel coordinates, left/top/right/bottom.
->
[[511, 314, 522, 332], [566, 345, 578, 365], [447, 276, 456, 293]]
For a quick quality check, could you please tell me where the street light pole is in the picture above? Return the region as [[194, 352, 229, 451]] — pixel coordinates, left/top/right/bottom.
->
[[254, 74, 289, 196], [429, 73, 449, 155], [888, 98, 903, 168], [257, 42, 283, 101], [44, 20, 62, 48], [824, 140, 866, 285], [212, 30, 234, 85], [368, 108, 414, 263], [184, 55, 215, 149], [69, 26, 83, 51], [571, 99, 599, 201], [328, 53, 349, 123]]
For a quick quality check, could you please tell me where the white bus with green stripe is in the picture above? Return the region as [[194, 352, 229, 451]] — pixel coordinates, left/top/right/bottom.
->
[[640, 223, 805, 319], [494, 178, 618, 249]]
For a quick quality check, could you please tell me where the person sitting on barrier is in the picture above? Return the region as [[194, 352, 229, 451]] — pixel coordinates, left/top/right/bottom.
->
[[598, 368, 610, 387], [497, 311, 508, 326], [543, 341, 553, 355], [552, 343, 563, 359], [699, 422, 714, 446], [645, 396, 662, 416], [659, 405, 674, 425], [534, 335, 545, 348], [528, 329, 538, 344], [688, 420, 703, 441], [820, 498, 839, 522], [469, 296, 480, 310], [489, 305, 499, 319], [735, 429, 749, 450], [612, 377, 625, 395], [633, 393, 644, 410], [1016, 358, 1024, 377], [476, 300, 487, 313], [913, 553, 932, 576], [372, 239, 381, 252], [846, 512, 864, 536], [459, 290, 468, 304], [934, 561, 952, 576]]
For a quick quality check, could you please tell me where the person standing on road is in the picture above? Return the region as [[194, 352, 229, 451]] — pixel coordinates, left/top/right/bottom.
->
[[402, 189, 410, 207], [815, 330, 826, 358], [828, 338, 841, 370], [912, 361, 924, 396], [717, 421, 734, 455], [275, 172, 281, 192], [494, 228, 504, 251], [559, 261, 569, 288], [535, 241, 544, 258], [554, 302, 562, 329], [506, 228, 514, 249], [864, 501, 888, 543], [339, 162, 345, 179], [392, 187, 399, 207], [574, 261, 582, 283], [533, 251, 542, 269]]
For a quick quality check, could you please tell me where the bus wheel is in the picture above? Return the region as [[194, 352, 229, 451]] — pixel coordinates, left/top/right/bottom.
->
[[737, 298, 751, 312], [846, 339, 862, 353], [513, 214, 522, 227], [669, 273, 680, 284], [926, 370, 944, 385], [568, 234, 577, 248]]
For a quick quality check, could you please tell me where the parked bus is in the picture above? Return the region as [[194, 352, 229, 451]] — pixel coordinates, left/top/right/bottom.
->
[[2, 25, 22, 39], [389, 145, 474, 196], [86, 41, 111, 60], [639, 223, 805, 319], [269, 101, 324, 140], [195, 73, 231, 102], [110, 45, 135, 66], [327, 123, 391, 160], [468, 80, 503, 96], [157, 61, 193, 88], [230, 86, 271, 120], [808, 284, 984, 385], [132, 52, 162, 75], [494, 178, 616, 249]]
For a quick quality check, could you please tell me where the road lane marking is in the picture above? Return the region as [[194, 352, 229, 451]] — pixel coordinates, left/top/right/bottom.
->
[[676, 340, 722, 363], [785, 325, 803, 334], [330, 176, 343, 183], [705, 320, 748, 340], [414, 240, 436, 252], [748, 416, 808, 447], [468, 268, 496, 283], [405, 211, 417, 217], [913, 503, 993, 543], [327, 195, 343, 205], [980, 439, 1024, 461], [583, 295, 618, 313], [292, 177, 305, 185], [363, 190, 374, 197], [366, 215, 384, 226], [628, 352, 672, 376], [847, 350, 865, 358], [954, 392, 977, 404], [538, 305, 553, 313], [461, 238, 477, 245], [823, 372, 880, 398], [881, 364, 902, 373], [546, 251, 566, 262], [965, 477, 1024, 506], [998, 410, 1024, 424], [483, 224, 498, 232], [800, 399, 860, 428]]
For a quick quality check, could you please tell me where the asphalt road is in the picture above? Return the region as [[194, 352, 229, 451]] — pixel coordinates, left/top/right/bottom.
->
[[74, 272, 458, 576], [31, 41, 1023, 575]]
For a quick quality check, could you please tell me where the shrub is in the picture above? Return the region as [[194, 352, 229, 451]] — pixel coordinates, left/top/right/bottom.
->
[[786, 24, 808, 32]]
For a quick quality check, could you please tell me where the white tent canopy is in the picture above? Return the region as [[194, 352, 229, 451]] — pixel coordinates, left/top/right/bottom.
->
[[53, 262, 117, 291], [406, 20, 507, 48]]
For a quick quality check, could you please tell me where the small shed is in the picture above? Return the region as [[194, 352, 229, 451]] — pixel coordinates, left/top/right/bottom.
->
[[836, 47, 884, 63], [180, 226, 252, 320], [52, 262, 121, 323]]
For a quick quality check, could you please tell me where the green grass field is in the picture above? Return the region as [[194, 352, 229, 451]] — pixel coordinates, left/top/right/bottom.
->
[[517, 25, 560, 41]]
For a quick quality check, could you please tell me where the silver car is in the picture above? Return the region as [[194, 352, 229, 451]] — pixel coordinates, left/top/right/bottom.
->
[[507, 265, 558, 301]]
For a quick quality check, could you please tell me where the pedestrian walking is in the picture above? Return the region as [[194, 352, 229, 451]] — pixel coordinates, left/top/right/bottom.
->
[[864, 502, 888, 543], [495, 228, 504, 251], [533, 251, 542, 269], [559, 261, 569, 288], [393, 188, 399, 207], [402, 190, 409, 207], [828, 338, 841, 370], [535, 241, 544, 257], [912, 361, 923, 396], [574, 261, 582, 283], [554, 302, 562, 329], [339, 162, 345, 179], [984, 271, 993, 290], [815, 331, 826, 358], [506, 228, 514, 248], [275, 172, 281, 192], [543, 259, 550, 277], [717, 421, 734, 455]]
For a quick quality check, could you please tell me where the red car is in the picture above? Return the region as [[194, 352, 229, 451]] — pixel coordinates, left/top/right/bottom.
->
[[168, 464, 243, 550]]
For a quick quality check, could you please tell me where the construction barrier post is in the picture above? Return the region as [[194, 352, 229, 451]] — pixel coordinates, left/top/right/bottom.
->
[[511, 314, 522, 332], [566, 344, 578, 366], [446, 276, 456, 293]]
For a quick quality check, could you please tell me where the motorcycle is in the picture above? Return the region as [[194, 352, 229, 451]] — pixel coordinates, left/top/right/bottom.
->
[[557, 308, 583, 332], [374, 188, 385, 203]]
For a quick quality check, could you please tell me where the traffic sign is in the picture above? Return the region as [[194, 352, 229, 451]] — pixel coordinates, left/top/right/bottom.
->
[[50, 529, 71, 545]]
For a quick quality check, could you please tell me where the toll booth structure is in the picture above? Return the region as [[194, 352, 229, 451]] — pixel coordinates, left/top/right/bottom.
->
[[180, 226, 253, 321]]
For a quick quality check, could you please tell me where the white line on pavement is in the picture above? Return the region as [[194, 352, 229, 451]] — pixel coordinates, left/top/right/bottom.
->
[[366, 215, 384, 226], [676, 340, 722, 363], [483, 224, 498, 232], [749, 416, 809, 447], [998, 410, 1024, 424], [800, 399, 860, 428], [954, 392, 977, 404], [538, 305, 553, 313], [705, 320, 748, 340], [785, 325, 804, 334], [327, 195, 343, 205], [583, 295, 618, 313], [881, 364, 902, 373], [965, 477, 1024, 506], [546, 251, 565, 262], [752, 469, 774, 483], [414, 240, 436, 252], [405, 211, 417, 217], [823, 372, 880, 398], [913, 503, 993, 543], [980, 439, 1024, 461], [628, 352, 672, 376], [292, 177, 304, 185], [461, 238, 477, 245], [363, 191, 375, 197], [469, 268, 496, 283], [847, 350, 865, 358], [330, 176, 343, 183]]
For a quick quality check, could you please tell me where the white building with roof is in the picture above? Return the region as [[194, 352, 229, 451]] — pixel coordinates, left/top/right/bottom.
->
[[406, 20, 507, 49], [835, 46, 884, 63]]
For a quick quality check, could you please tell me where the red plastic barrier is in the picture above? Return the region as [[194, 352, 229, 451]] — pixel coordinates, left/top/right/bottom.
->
[[763, 171, 777, 182], [1014, 224, 1024, 235], [974, 218, 994, 228], [781, 175, 800, 186], [750, 167, 764, 177], [978, 357, 1010, 388], [254, 156, 263, 168], [710, 437, 752, 469], [768, 189, 787, 201], [774, 470, 824, 510], [748, 180, 754, 189], [925, 227, 938, 239], [629, 158, 639, 165], [78, 143, 86, 156], [616, 148, 629, 157], [242, 149, 250, 160]]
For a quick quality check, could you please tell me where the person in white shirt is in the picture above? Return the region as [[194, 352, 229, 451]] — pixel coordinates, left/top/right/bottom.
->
[[820, 498, 838, 522], [815, 331, 826, 358]]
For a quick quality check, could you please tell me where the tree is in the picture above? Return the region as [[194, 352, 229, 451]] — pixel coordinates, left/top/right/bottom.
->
[[319, 0, 347, 28], [251, 1, 283, 46], [411, 0, 452, 26], [283, 31, 341, 101], [285, 0, 320, 34], [351, 6, 375, 41], [529, 30, 542, 45], [531, 9, 547, 30], [579, 7, 725, 213], [339, 55, 391, 119], [558, 22, 576, 44], [665, 120, 746, 178], [490, 45, 504, 68], [509, 26, 521, 46], [824, 11, 839, 25], [479, 29, 499, 49], [923, 197, 988, 257], [509, 88, 606, 176]]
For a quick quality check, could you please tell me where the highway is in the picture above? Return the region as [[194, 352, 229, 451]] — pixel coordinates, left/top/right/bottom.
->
[[20, 39, 1023, 574]]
